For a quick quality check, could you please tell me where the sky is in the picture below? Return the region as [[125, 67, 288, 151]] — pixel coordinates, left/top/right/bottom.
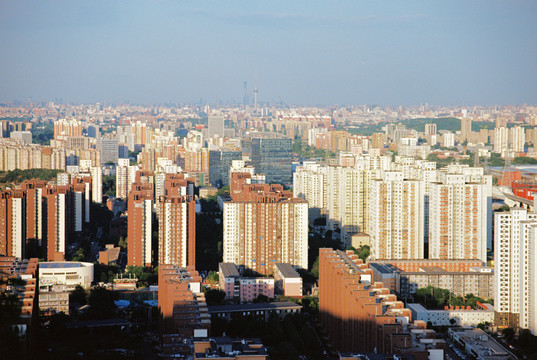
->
[[1, 0, 536, 106]]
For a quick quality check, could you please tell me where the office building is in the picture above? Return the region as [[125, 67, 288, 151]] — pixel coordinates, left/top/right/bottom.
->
[[207, 114, 225, 138], [127, 183, 153, 267], [250, 134, 292, 185], [208, 149, 242, 187], [99, 138, 119, 164], [223, 184, 308, 275]]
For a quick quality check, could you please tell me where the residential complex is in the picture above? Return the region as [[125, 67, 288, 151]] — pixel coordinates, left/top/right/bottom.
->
[[222, 183, 308, 275]]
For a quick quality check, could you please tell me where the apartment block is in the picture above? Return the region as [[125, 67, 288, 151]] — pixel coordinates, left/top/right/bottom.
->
[[368, 171, 424, 260], [127, 183, 154, 267], [429, 172, 492, 263], [319, 248, 412, 354], [218, 263, 274, 303], [223, 184, 308, 275], [273, 262, 303, 297], [158, 264, 210, 337], [158, 194, 195, 268], [494, 208, 537, 333]]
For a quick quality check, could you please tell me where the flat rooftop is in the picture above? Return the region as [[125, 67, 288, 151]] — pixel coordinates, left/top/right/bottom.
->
[[208, 301, 302, 313], [369, 262, 400, 275], [39, 262, 92, 269]]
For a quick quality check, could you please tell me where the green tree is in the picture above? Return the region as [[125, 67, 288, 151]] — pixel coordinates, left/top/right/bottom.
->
[[204, 289, 226, 306], [70, 285, 88, 305], [85, 286, 118, 320]]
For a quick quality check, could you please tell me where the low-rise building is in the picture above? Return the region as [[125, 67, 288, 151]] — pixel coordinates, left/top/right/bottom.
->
[[369, 261, 493, 301], [208, 302, 302, 322], [39, 284, 69, 314], [407, 303, 494, 327], [38, 261, 94, 291], [449, 327, 516, 360], [218, 262, 274, 303], [194, 337, 268, 360], [273, 263, 303, 297]]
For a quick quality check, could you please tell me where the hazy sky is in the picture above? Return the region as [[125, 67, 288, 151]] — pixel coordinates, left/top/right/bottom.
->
[[1, 1, 536, 106]]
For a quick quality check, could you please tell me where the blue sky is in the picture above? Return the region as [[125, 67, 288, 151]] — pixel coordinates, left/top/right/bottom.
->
[[1, 1, 536, 105]]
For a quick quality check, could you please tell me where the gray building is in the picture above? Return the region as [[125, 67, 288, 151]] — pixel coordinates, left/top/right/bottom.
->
[[99, 138, 119, 164], [208, 149, 242, 187], [369, 262, 494, 301], [249, 134, 292, 185], [207, 115, 225, 138]]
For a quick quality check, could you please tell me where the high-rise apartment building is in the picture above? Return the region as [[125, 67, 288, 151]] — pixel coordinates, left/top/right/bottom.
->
[[127, 183, 153, 267], [53, 118, 82, 141], [509, 126, 525, 153], [22, 180, 46, 256], [425, 123, 437, 136], [494, 126, 509, 155], [494, 208, 537, 329], [158, 177, 195, 267], [368, 171, 424, 260], [428, 173, 491, 263], [43, 186, 69, 261], [223, 184, 308, 275], [116, 158, 139, 199], [460, 117, 472, 141], [0, 190, 26, 258], [293, 162, 328, 224]]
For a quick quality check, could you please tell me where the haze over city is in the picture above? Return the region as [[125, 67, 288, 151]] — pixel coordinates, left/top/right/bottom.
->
[[1, 1, 537, 105]]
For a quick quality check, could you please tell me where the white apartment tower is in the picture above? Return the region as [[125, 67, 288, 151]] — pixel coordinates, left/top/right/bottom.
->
[[428, 172, 491, 263], [494, 208, 537, 332], [368, 171, 424, 260]]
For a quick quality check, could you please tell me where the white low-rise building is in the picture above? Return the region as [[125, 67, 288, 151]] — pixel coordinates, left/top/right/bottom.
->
[[407, 303, 494, 327], [38, 261, 94, 290]]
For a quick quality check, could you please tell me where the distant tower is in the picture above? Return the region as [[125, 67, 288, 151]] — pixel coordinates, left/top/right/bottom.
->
[[243, 81, 248, 108], [254, 77, 258, 112]]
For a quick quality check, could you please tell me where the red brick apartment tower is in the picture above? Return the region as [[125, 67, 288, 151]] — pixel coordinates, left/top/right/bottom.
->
[[43, 186, 68, 261], [157, 176, 196, 267], [22, 180, 47, 255], [127, 183, 153, 267], [319, 248, 412, 354], [223, 183, 308, 275], [0, 189, 26, 258]]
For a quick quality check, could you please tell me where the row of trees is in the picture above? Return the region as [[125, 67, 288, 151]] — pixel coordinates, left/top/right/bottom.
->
[[211, 312, 323, 360], [414, 286, 493, 309], [0, 168, 64, 184]]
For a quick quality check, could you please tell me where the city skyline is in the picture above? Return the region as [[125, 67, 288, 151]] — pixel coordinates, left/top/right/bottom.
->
[[1, 1, 537, 106]]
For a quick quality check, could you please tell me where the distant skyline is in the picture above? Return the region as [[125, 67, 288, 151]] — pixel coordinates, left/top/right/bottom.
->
[[1, 1, 537, 106]]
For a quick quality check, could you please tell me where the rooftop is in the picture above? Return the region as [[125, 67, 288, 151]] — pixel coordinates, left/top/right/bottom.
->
[[208, 301, 302, 313], [274, 263, 301, 278], [219, 262, 240, 278], [39, 261, 93, 269]]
